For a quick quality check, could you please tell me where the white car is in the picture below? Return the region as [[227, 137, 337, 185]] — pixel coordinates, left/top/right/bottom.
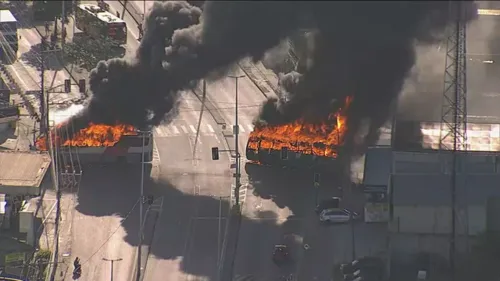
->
[[319, 208, 359, 224]]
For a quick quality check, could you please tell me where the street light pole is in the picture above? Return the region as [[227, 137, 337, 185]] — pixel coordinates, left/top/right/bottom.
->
[[102, 258, 122, 281], [136, 130, 149, 281], [228, 75, 244, 207]]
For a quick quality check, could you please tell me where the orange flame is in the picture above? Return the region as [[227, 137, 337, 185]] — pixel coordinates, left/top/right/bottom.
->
[[36, 123, 137, 151], [247, 96, 352, 158]]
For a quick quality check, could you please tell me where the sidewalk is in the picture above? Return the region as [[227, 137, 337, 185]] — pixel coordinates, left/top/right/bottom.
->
[[1, 27, 85, 121]]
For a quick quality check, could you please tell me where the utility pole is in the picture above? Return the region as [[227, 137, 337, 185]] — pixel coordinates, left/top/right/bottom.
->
[[61, 0, 65, 52], [439, 2, 468, 281], [102, 257, 122, 281], [228, 75, 244, 207], [136, 130, 149, 281], [193, 80, 206, 158], [40, 38, 46, 139]]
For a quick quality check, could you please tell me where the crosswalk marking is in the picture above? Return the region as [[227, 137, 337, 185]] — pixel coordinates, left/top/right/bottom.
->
[[171, 126, 180, 135], [155, 127, 163, 136], [154, 122, 255, 137]]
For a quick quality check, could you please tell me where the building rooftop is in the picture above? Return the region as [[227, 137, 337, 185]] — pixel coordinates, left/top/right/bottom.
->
[[0, 10, 17, 23], [0, 151, 51, 195], [392, 173, 500, 207]]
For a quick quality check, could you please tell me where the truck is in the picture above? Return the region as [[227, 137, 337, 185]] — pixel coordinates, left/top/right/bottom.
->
[[0, 10, 18, 63]]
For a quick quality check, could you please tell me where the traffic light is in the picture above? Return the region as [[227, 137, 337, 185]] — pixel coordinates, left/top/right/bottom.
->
[[64, 79, 71, 93], [78, 79, 86, 93], [211, 147, 219, 160], [314, 173, 320, 185]]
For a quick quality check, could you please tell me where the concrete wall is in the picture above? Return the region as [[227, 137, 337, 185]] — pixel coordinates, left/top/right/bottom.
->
[[487, 196, 500, 232], [392, 205, 486, 235]]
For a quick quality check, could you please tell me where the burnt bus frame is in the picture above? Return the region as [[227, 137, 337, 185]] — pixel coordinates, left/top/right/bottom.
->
[[246, 138, 338, 171]]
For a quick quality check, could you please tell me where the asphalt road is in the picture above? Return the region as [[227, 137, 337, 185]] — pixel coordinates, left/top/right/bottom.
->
[[116, 3, 389, 281], [142, 116, 232, 281], [117, 4, 235, 281], [56, 7, 146, 281]]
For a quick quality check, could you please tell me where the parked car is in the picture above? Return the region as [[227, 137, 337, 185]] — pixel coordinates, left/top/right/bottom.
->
[[319, 208, 360, 224], [315, 197, 341, 214]]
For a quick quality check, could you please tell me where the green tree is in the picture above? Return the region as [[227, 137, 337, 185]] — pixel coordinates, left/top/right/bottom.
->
[[63, 36, 125, 71]]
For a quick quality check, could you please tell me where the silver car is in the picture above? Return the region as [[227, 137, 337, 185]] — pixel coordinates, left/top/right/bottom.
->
[[319, 208, 359, 223]]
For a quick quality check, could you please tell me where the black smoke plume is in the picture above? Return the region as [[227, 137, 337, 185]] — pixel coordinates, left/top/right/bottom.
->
[[62, 1, 477, 155]]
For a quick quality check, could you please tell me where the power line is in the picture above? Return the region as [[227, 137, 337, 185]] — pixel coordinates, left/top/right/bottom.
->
[[81, 197, 141, 266]]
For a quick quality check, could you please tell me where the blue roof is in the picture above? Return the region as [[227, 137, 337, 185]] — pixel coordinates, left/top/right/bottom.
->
[[363, 147, 392, 186]]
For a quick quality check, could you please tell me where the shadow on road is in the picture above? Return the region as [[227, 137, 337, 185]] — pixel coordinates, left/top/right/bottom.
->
[[69, 162, 288, 280], [19, 43, 65, 71], [69, 160, 357, 280], [245, 163, 340, 214]]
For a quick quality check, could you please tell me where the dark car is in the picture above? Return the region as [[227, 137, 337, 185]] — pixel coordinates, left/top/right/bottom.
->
[[272, 244, 291, 265], [315, 197, 341, 214]]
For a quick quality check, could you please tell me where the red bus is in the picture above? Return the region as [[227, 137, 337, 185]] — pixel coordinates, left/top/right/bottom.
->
[[75, 3, 127, 45]]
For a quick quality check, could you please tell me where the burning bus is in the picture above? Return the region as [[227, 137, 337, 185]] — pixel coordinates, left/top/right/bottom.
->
[[246, 97, 351, 170], [36, 123, 153, 164]]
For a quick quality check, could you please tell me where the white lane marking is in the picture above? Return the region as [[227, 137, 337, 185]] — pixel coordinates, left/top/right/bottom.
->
[[161, 126, 172, 137], [207, 124, 215, 133], [181, 126, 189, 134], [239, 125, 245, 133], [189, 125, 197, 133], [247, 124, 254, 132], [171, 125, 180, 135]]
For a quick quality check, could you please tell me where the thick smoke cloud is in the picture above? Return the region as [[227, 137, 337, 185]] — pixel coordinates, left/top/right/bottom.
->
[[64, 0, 477, 157]]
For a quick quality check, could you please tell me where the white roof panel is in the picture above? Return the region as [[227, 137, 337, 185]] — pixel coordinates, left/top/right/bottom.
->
[[0, 10, 17, 23]]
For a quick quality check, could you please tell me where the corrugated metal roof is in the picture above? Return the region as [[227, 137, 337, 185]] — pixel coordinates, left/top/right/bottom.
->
[[0, 151, 51, 188], [392, 174, 500, 206], [363, 147, 392, 186], [393, 150, 500, 174]]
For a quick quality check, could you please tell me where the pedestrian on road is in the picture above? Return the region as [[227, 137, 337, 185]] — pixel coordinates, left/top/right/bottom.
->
[[44, 21, 50, 36], [116, 11, 120, 18], [73, 257, 80, 268], [138, 23, 143, 40]]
